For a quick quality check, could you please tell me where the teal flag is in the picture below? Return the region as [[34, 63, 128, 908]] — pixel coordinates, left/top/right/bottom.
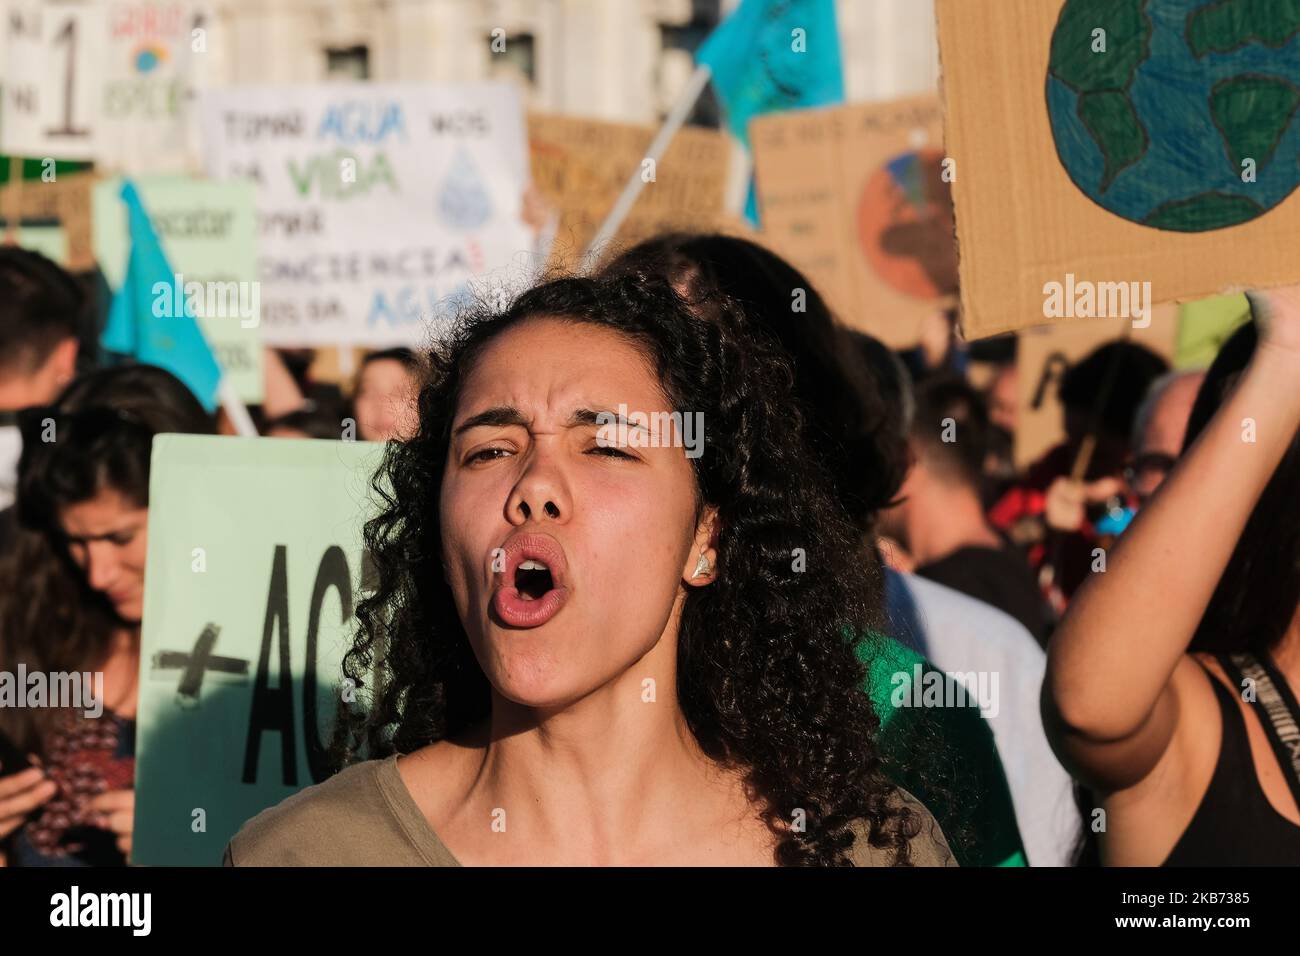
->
[[697, 0, 844, 225], [100, 181, 223, 411]]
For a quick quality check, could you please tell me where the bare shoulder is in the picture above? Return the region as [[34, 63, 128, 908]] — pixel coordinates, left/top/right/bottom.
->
[[850, 787, 958, 867], [223, 758, 416, 866]]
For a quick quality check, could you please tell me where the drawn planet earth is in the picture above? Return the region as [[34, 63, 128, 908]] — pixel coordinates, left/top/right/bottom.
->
[[1047, 0, 1300, 232], [856, 148, 958, 300]]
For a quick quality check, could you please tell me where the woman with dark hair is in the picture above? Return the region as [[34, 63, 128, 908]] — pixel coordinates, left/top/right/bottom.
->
[[0, 364, 213, 866], [1044, 286, 1300, 865], [227, 271, 954, 866]]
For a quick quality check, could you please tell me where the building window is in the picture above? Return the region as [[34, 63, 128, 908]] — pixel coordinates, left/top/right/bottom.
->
[[659, 1, 721, 127], [326, 45, 370, 81], [487, 31, 536, 87]]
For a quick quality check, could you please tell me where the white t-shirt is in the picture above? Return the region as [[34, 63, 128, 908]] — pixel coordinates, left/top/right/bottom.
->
[[888, 569, 1080, 867], [0, 425, 22, 512]]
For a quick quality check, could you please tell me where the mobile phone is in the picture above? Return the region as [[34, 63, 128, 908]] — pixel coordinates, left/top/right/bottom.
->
[[0, 730, 35, 779]]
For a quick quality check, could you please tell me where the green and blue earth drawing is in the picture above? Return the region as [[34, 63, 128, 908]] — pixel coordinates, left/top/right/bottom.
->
[[1047, 0, 1300, 232]]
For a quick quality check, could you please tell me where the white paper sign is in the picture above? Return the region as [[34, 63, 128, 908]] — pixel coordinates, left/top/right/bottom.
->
[[2, 0, 208, 170], [197, 83, 537, 347], [2, 0, 105, 160]]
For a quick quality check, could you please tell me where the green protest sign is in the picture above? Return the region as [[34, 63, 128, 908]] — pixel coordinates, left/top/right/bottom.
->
[[134, 435, 383, 866], [93, 176, 264, 403]]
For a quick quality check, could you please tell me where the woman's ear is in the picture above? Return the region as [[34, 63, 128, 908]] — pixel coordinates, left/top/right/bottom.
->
[[683, 504, 720, 587]]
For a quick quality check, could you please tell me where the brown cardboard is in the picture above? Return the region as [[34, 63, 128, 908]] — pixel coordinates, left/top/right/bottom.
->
[[0, 171, 96, 270], [937, 0, 1300, 341], [527, 113, 730, 270], [1014, 304, 1178, 469], [750, 95, 957, 348]]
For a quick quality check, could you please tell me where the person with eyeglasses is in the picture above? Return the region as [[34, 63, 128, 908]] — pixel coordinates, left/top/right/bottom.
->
[[0, 365, 213, 866]]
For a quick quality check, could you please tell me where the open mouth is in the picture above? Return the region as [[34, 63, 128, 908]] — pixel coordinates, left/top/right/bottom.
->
[[514, 559, 555, 601], [491, 533, 570, 628]]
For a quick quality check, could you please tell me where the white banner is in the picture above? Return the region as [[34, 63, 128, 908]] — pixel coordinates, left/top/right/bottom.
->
[[2, 0, 209, 171], [198, 83, 537, 347]]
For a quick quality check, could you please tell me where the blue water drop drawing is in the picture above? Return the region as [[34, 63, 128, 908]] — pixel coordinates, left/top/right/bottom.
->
[[437, 149, 493, 231]]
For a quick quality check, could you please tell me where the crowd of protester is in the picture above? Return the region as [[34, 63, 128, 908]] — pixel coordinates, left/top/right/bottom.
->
[[1, 236, 1297, 867]]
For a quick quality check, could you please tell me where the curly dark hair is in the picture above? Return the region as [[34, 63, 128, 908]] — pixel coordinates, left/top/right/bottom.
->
[[334, 270, 925, 865]]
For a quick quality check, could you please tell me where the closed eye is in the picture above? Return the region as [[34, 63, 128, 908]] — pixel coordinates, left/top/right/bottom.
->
[[586, 444, 636, 460], [467, 447, 513, 464]]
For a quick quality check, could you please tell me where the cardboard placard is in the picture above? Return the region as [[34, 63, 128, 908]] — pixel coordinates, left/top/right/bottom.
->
[[0, 171, 96, 269], [198, 84, 536, 347], [93, 176, 264, 403], [750, 94, 956, 349], [1015, 305, 1179, 469], [527, 113, 731, 269], [937, 0, 1300, 341], [134, 435, 383, 866]]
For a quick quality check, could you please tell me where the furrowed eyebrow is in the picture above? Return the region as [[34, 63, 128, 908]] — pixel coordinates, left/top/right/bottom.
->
[[570, 408, 650, 433], [453, 406, 530, 436]]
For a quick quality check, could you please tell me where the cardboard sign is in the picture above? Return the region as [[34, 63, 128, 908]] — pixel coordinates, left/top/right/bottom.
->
[[2, 1, 209, 172], [134, 435, 383, 866], [93, 176, 263, 403], [1, 222, 69, 263], [0, 171, 96, 269], [937, 0, 1300, 341], [750, 95, 956, 348], [527, 113, 730, 269], [198, 84, 536, 347], [1015, 306, 1179, 469]]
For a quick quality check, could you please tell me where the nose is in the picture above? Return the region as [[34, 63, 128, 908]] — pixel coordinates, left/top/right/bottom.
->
[[505, 450, 570, 526], [85, 541, 121, 594]]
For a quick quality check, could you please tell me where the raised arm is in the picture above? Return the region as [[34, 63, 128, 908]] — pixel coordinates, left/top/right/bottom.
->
[[1043, 286, 1300, 790]]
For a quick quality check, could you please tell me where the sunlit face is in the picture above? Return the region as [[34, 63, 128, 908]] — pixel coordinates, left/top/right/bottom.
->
[[440, 317, 712, 709], [354, 358, 419, 442], [59, 486, 149, 622]]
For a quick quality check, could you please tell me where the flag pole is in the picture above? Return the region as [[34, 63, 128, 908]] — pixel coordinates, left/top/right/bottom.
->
[[581, 64, 712, 270], [219, 377, 258, 436]]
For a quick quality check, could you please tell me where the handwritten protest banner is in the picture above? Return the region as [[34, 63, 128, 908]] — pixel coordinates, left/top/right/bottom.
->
[[134, 435, 383, 866], [93, 176, 263, 403], [198, 84, 536, 347], [527, 113, 730, 268], [937, 0, 1300, 340], [751, 94, 955, 348], [2, 0, 209, 171]]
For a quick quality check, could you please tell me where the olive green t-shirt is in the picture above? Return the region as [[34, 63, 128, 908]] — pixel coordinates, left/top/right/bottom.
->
[[224, 754, 957, 867]]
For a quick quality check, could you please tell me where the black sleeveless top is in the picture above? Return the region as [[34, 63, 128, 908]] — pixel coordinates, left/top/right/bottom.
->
[[1163, 667, 1300, 866]]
